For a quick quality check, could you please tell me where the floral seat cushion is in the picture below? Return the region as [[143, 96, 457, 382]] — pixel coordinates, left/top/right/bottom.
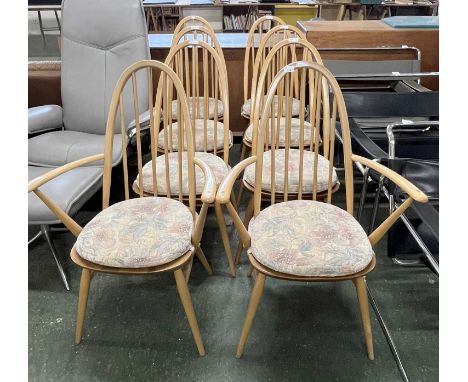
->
[[248, 200, 374, 277], [244, 118, 315, 146], [243, 149, 338, 194], [241, 96, 301, 118], [157, 119, 233, 151], [134, 152, 229, 196], [171, 97, 223, 120], [75, 197, 194, 268]]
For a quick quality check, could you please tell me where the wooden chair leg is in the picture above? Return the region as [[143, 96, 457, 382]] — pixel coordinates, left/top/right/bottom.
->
[[214, 203, 236, 277], [183, 257, 194, 283], [353, 277, 375, 360], [235, 195, 254, 265], [75, 268, 92, 344], [247, 263, 254, 277], [236, 272, 266, 358], [195, 246, 213, 275], [174, 268, 206, 356]]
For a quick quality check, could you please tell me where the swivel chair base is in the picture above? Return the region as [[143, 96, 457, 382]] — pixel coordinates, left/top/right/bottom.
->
[[28, 224, 70, 291]]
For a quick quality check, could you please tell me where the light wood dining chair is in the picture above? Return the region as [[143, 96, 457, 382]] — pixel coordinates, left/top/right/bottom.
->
[[28, 61, 215, 356], [216, 61, 429, 359], [235, 38, 330, 263], [172, 15, 215, 37], [239, 25, 311, 165], [242, 15, 286, 121], [136, 40, 236, 277]]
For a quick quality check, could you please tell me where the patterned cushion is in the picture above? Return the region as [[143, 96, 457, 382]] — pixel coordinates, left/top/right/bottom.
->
[[75, 197, 194, 268], [171, 97, 223, 120], [248, 200, 374, 277], [241, 96, 301, 118], [243, 149, 338, 194], [244, 118, 314, 146], [157, 119, 233, 151], [134, 152, 229, 196]]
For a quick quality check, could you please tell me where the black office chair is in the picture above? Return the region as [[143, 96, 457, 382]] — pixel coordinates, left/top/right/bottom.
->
[[338, 90, 439, 382]]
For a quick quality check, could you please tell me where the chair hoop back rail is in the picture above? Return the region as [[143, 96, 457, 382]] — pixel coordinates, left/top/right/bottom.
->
[[172, 15, 215, 38], [172, 25, 224, 58]]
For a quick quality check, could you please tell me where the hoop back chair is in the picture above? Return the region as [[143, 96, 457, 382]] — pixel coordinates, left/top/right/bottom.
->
[[242, 15, 286, 119], [133, 41, 235, 276], [215, 61, 429, 359], [242, 35, 323, 154], [172, 15, 215, 37], [28, 61, 216, 356], [162, 40, 231, 159], [28, 0, 150, 290], [235, 38, 329, 229]]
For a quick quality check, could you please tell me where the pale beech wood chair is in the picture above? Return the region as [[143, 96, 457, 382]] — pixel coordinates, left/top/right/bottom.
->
[[215, 61, 429, 359], [242, 15, 286, 121], [28, 61, 215, 356], [235, 39, 331, 263], [172, 15, 215, 37], [239, 26, 309, 165], [135, 41, 237, 277], [171, 25, 227, 121]]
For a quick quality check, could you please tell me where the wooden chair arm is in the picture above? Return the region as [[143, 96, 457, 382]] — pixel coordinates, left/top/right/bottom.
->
[[194, 157, 216, 204], [28, 154, 105, 193], [352, 155, 428, 203], [216, 156, 257, 204], [353, 155, 430, 247]]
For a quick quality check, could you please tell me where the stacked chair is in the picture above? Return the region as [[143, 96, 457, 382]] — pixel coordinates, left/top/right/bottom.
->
[[235, 37, 332, 264], [148, 37, 235, 276], [28, 3, 431, 361]]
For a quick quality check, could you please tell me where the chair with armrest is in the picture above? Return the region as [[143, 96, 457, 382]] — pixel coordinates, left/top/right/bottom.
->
[[215, 61, 428, 359], [28, 0, 150, 290], [342, 91, 439, 273], [28, 60, 213, 356]]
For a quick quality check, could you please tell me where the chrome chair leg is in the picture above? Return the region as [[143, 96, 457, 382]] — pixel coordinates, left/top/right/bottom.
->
[[357, 166, 370, 223], [28, 230, 43, 246], [367, 285, 410, 382], [368, 175, 384, 235], [40, 225, 70, 291], [399, 214, 439, 276]]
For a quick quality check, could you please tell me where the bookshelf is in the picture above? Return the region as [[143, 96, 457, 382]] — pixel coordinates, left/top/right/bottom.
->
[[143, 1, 318, 33]]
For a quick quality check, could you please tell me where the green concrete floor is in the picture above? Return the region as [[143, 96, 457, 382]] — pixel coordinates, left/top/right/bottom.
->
[[28, 146, 438, 382]]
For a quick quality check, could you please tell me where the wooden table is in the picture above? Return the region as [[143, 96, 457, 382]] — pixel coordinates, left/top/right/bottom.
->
[[297, 20, 438, 89]]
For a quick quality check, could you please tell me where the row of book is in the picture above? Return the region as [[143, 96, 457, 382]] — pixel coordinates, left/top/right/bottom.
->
[[223, 10, 273, 31]]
